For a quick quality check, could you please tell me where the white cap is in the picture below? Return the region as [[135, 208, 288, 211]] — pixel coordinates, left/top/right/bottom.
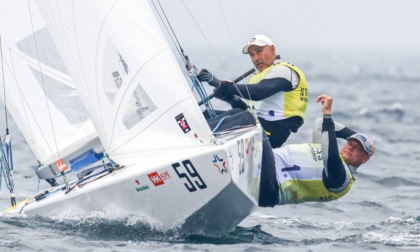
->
[[242, 34, 274, 54]]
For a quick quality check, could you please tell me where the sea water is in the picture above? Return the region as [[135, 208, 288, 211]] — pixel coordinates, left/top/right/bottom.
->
[[1, 48, 419, 251]]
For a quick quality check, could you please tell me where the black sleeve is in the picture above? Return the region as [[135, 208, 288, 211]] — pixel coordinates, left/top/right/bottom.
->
[[218, 77, 293, 101], [336, 127, 356, 140], [258, 133, 280, 207], [321, 116, 347, 189]]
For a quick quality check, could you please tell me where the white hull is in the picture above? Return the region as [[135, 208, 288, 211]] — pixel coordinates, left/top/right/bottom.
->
[[6, 127, 262, 234]]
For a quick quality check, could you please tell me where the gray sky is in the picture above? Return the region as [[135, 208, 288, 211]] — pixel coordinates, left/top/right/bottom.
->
[[160, 0, 420, 51]]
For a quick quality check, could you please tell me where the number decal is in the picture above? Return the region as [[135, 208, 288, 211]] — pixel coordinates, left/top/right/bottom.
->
[[183, 160, 207, 190], [316, 147, 323, 161], [172, 159, 207, 192], [172, 162, 195, 192], [237, 139, 245, 175], [300, 88, 308, 102]]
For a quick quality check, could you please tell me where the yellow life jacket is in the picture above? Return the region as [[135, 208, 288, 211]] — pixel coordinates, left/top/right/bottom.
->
[[275, 144, 355, 204], [249, 60, 308, 121], [280, 172, 354, 204]]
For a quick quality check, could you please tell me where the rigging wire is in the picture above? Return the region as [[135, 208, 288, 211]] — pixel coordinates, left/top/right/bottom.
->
[[0, 35, 16, 206], [152, 0, 217, 117], [179, 0, 223, 65], [1, 36, 8, 130], [27, 0, 61, 161], [216, 0, 234, 51], [190, 1, 257, 106], [27, 0, 73, 191], [152, 0, 186, 66], [215, 1, 255, 107], [153, 0, 256, 109]]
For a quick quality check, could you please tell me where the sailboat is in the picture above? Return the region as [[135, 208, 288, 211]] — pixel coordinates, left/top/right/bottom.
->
[[0, 0, 263, 234]]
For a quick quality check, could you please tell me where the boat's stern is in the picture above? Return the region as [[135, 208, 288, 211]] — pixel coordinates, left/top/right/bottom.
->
[[179, 126, 263, 234]]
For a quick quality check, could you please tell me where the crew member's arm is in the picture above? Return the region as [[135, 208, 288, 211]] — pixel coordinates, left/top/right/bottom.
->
[[218, 78, 292, 100], [312, 118, 356, 144], [320, 115, 348, 189], [218, 65, 299, 100], [316, 94, 351, 191]]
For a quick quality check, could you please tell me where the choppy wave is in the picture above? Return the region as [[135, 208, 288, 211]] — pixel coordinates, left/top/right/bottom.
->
[[0, 216, 289, 245], [374, 177, 420, 187]]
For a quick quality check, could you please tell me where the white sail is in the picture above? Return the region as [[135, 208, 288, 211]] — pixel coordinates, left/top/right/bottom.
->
[[3, 1, 264, 234], [0, 1, 97, 166], [36, 0, 214, 166]]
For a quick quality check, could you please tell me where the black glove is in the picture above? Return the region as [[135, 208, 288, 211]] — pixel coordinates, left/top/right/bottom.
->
[[214, 88, 234, 102], [214, 88, 247, 110], [197, 69, 222, 88]]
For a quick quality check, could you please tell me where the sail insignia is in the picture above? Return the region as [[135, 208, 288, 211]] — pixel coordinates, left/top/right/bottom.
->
[[123, 84, 157, 129]]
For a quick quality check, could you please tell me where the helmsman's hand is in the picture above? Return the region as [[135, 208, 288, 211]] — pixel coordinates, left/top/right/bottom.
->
[[197, 69, 222, 88]]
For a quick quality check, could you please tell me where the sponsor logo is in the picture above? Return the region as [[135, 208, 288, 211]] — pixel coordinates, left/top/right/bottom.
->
[[309, 143, 322, 162], [134, 179, 149, 192], [355, 134, 367, 142], [159, 171, 171, 181], [245, 137, 254, 155], [212, 155, 228, 174], [55, 159, 69, 173], [112, 71, 123, 88], [228, 151, 234, 171], [135, 185, 149, 192], [175, 113, 191, 133], [148, 172, 165, 186]]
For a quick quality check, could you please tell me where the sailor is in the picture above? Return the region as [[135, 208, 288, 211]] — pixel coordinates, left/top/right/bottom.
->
[[257, 94, 375, 207], [198, 34, 308, 148]]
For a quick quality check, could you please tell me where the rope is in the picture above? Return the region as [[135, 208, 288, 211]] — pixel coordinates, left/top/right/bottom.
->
[[0, 135, 16, 206], [190, 66, 216, 117], [211, 115, 230, 133]]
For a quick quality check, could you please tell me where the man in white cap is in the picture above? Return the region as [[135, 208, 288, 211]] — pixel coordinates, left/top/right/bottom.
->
[[198, 34, 308, 148], [256, 94, 375, 207]]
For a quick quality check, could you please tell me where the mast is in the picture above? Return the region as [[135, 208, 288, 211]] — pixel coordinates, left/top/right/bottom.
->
[[0, 35, 16, 206], [152, 0, 217, 117]]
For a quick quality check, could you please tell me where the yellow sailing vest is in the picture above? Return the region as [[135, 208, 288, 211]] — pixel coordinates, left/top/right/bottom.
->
[[249, 60, 308, 121], [280, 171, 354, 204], [274, 143, 355, 205]]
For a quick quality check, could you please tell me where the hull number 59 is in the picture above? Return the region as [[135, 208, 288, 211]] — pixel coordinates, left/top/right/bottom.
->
[[172, 160, 207, 192]]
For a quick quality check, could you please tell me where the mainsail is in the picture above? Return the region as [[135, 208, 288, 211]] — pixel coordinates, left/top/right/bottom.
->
[[36, 0, 214, 166], [0, 1, 97, 167]]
